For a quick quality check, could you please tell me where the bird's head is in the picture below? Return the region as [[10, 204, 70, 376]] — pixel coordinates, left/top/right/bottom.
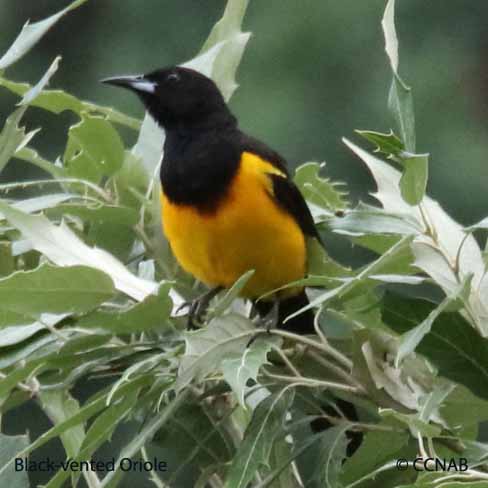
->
[[101, 66, 235, 131]]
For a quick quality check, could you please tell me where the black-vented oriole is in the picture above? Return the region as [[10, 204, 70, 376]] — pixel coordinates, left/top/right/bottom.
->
[[102, 67, 321, 334]]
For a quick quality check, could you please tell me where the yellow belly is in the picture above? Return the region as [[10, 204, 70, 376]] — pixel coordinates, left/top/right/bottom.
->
[[161, 152, 306, 298]]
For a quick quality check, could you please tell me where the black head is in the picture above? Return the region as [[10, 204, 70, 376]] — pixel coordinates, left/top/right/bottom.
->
[[101, 66, 236, 131]]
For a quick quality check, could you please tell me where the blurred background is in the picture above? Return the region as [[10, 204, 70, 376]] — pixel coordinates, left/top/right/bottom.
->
[[1, 1, 488, 486]]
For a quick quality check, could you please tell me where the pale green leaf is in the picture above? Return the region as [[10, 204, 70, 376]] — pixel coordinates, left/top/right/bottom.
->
[[39, 390, 85, 459], [0, 200, 158, 302], [222, 335, 278, 407], [294, 162, 348, 212], [176, 314, 256, 392], [395, 275, 473, 367], [382, 0, 416, 152], [0, 433, 30, 488], [224, 389, 294, 488], [0, 77, 141, 130], [77, 284, 172, 334], [0, 263, 115, 316], [311, 425, 349, 488], [19, 56, 61, 106], [64, 114, 125, 182], [399, 152, 429, 206], [0, 0, 88, 70]]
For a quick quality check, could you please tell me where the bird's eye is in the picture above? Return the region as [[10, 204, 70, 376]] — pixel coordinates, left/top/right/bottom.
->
[[166, 73, 180, 83]]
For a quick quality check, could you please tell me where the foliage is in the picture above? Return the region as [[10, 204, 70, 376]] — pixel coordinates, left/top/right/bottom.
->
[[0, 0, 487, 487]]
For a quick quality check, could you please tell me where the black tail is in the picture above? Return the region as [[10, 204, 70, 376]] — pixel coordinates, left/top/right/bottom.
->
[[254, 290, 315, 335]]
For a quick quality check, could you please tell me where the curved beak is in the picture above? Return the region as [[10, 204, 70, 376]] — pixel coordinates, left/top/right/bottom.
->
[[100, 75, 156, 94]]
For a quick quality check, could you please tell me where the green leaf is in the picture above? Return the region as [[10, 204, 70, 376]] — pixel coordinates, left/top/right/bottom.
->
[[383, 293, 488, 400], [287, 235, 413, 320], [99, 389, 190, 488], [64, 114, 125, 182], [19, 56, 61, 106], [399, 152, 429, 206], [222, 335, 278, 407], [0, 264, 115, 316], [0, 107, 29, 175], [0, 200, 158, 302], [0, 0, 88, 70], [0, 314, 65, 345], [0, 433, 30, 488], [39, 390, 85, 459], [0, 376, 153, 478], [210, 270, 254, 317], [330, 202, 422, 236], [224, 389, 294, 488], [294, 162, 348, 212], [311, 425, 349, 488], [44, 388, 142, 488], [356, 130, 404, 158], [341, 425, 409, 485], [382, 0, 416, 152], [77, 284, 172, 334], [176, 314, 256, 392], [441, 385, 488, 439], [395, 275, 472, 367], [189, 0, 250, 101], [0, 194, 75, 221], [154, 401, 234, 487]]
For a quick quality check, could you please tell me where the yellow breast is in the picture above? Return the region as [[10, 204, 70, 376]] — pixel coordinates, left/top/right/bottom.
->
[[161, 151, 306, 298]]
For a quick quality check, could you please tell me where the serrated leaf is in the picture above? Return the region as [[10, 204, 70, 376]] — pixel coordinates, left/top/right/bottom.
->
[[294, 162, 348, 212], [77, 284, 172, 334], [0, 107, 28, 175], [0, 433, 30, 488], [0, 77, 141, 130], [224, 389, 294, 488], [383, 293, 488, 400], [64, 114, 125, 182], [222, 335, 278, 407], [0, 200, 159, 302], [343, 138, 488, 336], [395, 275, 472, 367], [176, 314, 256, 392], [399, 152, 429, 206], [190, 0, 250, 101], [0, 263, 115, 316], [0, 0, 88, 70], [19, 56, 61, 106], [356, 129, 404, 157]]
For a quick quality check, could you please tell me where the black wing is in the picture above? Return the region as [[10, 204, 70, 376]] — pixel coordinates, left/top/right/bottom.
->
[[239, 132, 321, 241]]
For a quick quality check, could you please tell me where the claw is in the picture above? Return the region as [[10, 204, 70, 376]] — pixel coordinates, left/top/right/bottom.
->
[[185, 286, 223, 331]]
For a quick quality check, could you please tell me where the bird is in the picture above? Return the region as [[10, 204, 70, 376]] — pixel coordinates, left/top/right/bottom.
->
[[102, 66, 321, 334]]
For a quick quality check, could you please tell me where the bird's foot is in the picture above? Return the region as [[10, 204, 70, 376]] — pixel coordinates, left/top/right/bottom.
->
[[247, 299, 279, 347], [183, 286, 223, 330]]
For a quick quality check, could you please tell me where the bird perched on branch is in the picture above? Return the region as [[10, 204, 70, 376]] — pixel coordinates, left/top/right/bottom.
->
[[102, 67, 321, 334]]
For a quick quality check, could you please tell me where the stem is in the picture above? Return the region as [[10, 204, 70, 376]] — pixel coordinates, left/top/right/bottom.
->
[[269, 329, 353, 370], [262, 370, 361, 394]]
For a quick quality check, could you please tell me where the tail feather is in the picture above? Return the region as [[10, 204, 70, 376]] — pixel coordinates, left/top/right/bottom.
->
[[254, 290, 315, 335]]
